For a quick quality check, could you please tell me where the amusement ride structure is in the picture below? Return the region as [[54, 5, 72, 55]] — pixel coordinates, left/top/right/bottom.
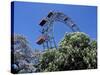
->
[[36, 11, 80, 50]]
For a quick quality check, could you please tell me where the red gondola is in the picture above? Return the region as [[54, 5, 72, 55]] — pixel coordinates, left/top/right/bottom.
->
[[36, 35, 46, 45]]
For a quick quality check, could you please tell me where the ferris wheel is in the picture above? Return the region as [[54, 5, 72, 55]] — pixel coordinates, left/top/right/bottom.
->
[[36, 11, 80, 50]]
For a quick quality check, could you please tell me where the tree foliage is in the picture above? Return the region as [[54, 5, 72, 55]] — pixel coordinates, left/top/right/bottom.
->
[[12, 32, 97, 73], [12, 34, 38, 73], [39, 32, 97, 72]]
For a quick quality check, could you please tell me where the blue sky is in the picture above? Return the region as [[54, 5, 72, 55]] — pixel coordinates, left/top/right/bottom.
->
[[13, 1, 97, 50]]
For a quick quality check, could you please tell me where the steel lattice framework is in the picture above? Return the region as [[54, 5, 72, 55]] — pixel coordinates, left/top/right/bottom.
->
[[36, 11, 80, 50]]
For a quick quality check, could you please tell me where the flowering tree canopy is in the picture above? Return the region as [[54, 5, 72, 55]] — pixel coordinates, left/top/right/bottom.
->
[[39, 32, 97, 71], [12, 32, 97, 73]]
